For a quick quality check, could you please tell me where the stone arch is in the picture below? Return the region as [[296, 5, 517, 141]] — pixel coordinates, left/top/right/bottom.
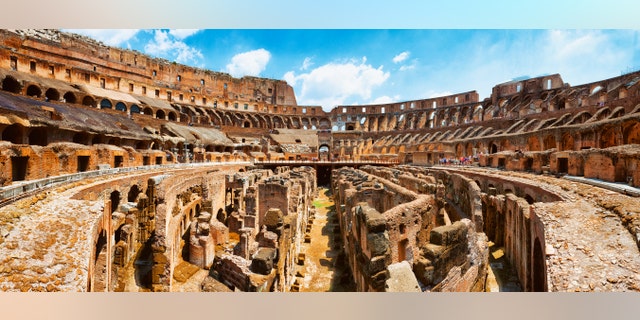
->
[[2, 123, 25, 144], [45, 88, 60, 101], [115, 102, 127, 112], [26, 84, 42, 97], [543, 135, 556, 150], [110, 190, 121, 213], [156, 109, 166, 120], [167, 111, 177, 121], [63, 92, 77, 104], [142, 107, 153, 116], [599, 126, 617, 148], [127, 185, 141, 203], [560, 133, 574, 151], [82, 96, 96, 107], [623, 121, 640, 144], [527, 136, 541, 152], [130, 104, 141, 114], [1, 76, 22, 93], [100, 98, 113, 109], [532, 238, 546, 292]]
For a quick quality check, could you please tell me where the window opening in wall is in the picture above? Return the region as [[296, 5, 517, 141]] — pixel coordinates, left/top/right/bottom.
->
[[268, 88, 272, 94], [191, 96, 195, 102], [455, 97, 459, 103], [179, 94, 183, 101], [11, 156, 28, 182], [30, 61, 36, 71], [10, 56, 17, 70], [129, 83, 134, 92], [49, 66, 54, 75], [303, 107, 307, 114], [295, 139, 302, 143], [400, 104, 405, 110], [342, 107, 347, 113], [244, 104, 248, 110], [224, 83, 228, 90], [234, 103, 238, 109], [225, 101, 229, 108], [213, 101, 217, 108], [516, 84, 522, 92], [84, 73, 90, 82], [114, 155, 124, 168], [177, 75, 181, 82], [410, 102, 415, 109], [100, 78, 105, 89], [155, 156, 163, 165], [381, 107, 385, 113], [77, 156, 90, 172], [143, 156, 150, 166], [547, 79, 552, 90], [557, 158, 569, 174], [202, 97, 206, 105], [200, 79, 205, 86], [432, 101, 437, 108], [65, 69, 71, 78], [93, 66, 96, 72], [167, 92, 172, 101], [141, 86, 146, 94], [155, 89, 160, 97], [273, 106, 277, 112], [153, 70, 157, 77]]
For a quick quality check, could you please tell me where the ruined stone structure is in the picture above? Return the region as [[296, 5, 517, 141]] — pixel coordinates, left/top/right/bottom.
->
[[1, 29, 640, 292]]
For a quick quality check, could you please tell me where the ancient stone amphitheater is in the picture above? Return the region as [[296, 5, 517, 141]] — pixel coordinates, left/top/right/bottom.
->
[[0, 29, 639, 292]]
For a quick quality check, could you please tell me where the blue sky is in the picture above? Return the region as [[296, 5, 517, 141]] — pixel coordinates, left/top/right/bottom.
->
[[63, 29, 640, 112]]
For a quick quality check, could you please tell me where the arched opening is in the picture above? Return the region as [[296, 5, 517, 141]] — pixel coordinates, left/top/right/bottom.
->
[[599, 127, 617, 148], [243, 121, 251, 128], [532, 238, 546, 292], [490, 143, 498, 154], [26, 84, 42, 97], [2, 123, 25, 144], [100, 99, 113, 109], [45, 88, 60, 101], [111, 191, 121, 213], [623, 122, 640, 144], [28, 127, 48, 146], [91, 230, 108, 292], [1, 76, 22, 93], [156, 110, 166, 120], [63, 92, 77, 104], [115, 102, 127, 112], [82, 96, 96, 107], [167, 111, 177, 121], [142, 107, 153, 116], [524, 194, 535, 205], [130, 104, 141, 114], [128, 185, 141, 203]]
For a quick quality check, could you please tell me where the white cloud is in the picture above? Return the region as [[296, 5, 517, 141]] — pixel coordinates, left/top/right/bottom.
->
[[399, 63, 416, 71], [225, 49, 271, 78], [301, 57, 313, 71], [370, 95, 400, 104], [393, 51, 410, 63], [144, 29, 203, 65], [168, 29, 201, 40], [284, 57, 390, 111], [63, 29, 140, 46]]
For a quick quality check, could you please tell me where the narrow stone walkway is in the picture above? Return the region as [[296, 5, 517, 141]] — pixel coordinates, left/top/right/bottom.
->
[[298, 188, 353, 292]]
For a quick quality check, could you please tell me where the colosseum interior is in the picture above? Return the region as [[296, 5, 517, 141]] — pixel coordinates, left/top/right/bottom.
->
[[0, 29, 639, 292]]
